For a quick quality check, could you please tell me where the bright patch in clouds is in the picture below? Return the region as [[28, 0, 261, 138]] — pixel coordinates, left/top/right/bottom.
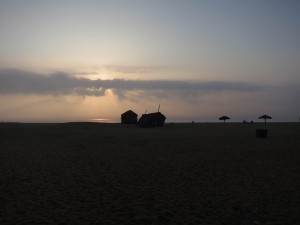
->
[[0, 69, 299, 122], [0, 1, 300, 122]]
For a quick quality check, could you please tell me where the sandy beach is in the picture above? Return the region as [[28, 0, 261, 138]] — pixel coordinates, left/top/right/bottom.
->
[[0, 122, 299, 225]]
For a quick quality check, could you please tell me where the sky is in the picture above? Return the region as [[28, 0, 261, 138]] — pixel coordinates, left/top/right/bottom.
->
[[0, 0, 299, 122]]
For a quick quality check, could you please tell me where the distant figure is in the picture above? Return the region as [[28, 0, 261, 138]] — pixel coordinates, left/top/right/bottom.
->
[[251, 120, 254, 124], [192, 121, 195, 125]]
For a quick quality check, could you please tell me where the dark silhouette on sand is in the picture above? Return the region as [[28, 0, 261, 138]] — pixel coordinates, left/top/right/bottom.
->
[[219, 116, 230, 124], [138, 112, 166, 127], [121, 110, 138, 124], [259, 115, 272, 125]]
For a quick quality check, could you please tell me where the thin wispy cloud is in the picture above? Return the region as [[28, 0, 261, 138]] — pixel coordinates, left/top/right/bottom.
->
[[0, 69, 266, 98], [105, 65, 168, 74]]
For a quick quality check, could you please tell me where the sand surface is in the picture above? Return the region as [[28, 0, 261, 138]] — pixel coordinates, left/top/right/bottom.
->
[[1, 122, 299, 225]]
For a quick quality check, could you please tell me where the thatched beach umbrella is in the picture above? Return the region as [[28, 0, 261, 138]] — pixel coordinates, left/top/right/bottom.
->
[[219, 116, 230, 124], [259, 115, 272, 125]]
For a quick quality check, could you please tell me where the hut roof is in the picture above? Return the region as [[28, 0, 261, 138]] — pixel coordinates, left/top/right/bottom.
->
[[121, 110, 138, 117]]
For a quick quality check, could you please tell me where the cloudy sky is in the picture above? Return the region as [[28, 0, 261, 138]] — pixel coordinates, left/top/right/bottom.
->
[[0, 0, 299, 122]]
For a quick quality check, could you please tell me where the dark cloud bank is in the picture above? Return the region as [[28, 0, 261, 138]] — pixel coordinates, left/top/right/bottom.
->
[[0, 69, 268, 98]]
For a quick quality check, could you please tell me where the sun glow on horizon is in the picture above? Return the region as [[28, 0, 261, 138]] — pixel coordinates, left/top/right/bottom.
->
[[0, 1, 299, 122]]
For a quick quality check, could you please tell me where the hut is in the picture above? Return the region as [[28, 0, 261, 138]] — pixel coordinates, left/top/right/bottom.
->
[[138, 112, 166, 127], [121, 110, 138, 124]]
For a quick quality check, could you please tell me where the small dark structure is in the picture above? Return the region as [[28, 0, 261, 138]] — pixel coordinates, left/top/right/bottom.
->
[[256, 129, 268, 138], [138, 112, 166, 127], [219, 116, 230, 124], [259, 115, 272, 125], [121, 110, 138, 124]]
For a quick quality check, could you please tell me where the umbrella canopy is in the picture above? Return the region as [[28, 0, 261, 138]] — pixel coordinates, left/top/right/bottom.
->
[[259, 114, 272, 125], [219, 116, 230, 124], [259, 115, 272, 120]]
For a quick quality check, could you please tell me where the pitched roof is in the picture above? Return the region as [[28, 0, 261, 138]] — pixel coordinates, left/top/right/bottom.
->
[[121, 110, 138, 117]]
